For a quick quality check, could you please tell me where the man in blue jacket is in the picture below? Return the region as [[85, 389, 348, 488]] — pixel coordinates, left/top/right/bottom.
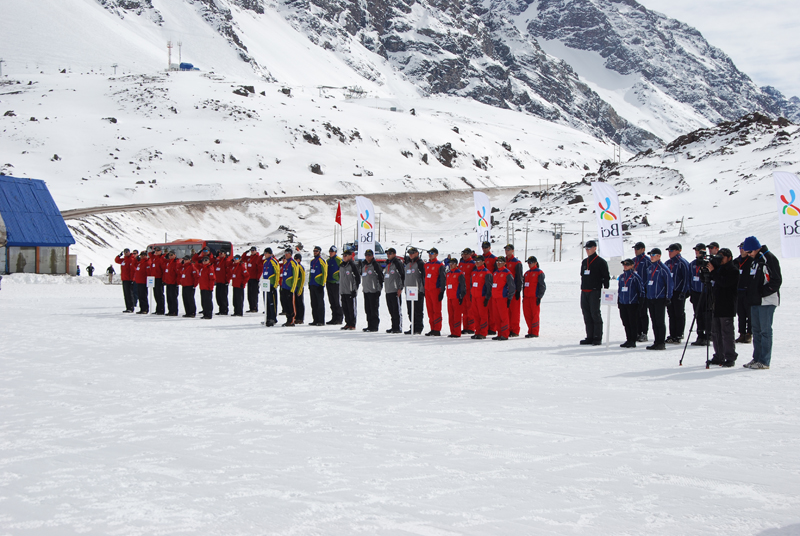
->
[[618, 258, 645, 348], [664, 243, 691, 344], [632, 242, 651, 342], [645, 248, 674, 350], [688, 243, 711, 346]]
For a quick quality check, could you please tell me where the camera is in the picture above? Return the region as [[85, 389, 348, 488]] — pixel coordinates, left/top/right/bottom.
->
[[697, 254, 721, 282]]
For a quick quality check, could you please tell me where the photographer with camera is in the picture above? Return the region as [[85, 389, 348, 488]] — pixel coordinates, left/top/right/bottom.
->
[[705, 248, 739, 367], [688, 243, 711, 346]]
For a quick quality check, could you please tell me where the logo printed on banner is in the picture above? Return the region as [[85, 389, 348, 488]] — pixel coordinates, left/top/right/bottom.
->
[[598, 197, 617, 221], [360, 210, 373, 229], [780, 189, 800, 216], [476, 207, 489, 228]]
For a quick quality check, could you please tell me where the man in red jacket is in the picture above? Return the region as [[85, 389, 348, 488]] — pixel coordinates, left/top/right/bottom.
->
[[114, 248, 135, 313], [214, 251, 233, 315], [179, 256, 199, 318], [503, 244, 524, 337], [242, 247, 264, 313], [523, 256, 546, 338], [445, 258, 466, 337], [198, 256, 216, 319], [230, 254, 248, 316], [491, 257, 516, 340], [469, 256, 493, 339], [133, 252, 150, 314], [424, 248, 446, 336], [149, 247, 166, 315], [458, 248, 476, 334], [162, 251, 180, 316]]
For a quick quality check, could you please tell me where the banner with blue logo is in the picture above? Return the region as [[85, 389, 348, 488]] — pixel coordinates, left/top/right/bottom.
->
[[355, 196, 376, 259], [473, 191, 491, 250], [773, 171, 800, 258], [591, 182, 624, 258]]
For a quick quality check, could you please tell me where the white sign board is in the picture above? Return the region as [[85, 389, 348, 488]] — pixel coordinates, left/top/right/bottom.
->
[[146, 276, 155, 288], [261, 279, 272, 291], [602, 289, 617, 305], [406, 287, 419, 302]]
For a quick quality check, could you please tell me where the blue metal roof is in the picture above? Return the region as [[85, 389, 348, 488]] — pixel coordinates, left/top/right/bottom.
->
[[0, 176, 75, 247]]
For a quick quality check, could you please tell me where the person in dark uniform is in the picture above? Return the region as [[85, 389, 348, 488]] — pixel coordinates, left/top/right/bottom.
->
[[308, 246, 328, 326], [632, 242, 651, 342], [326, 246, 343, 325], [579, 240, 610, 345], [360, 249, 384, 332], [279, 249, 299, 326], [338, 250, 360, 330], [688, 243, 711, 346], [383, 248, 405, 333], [645, 248, 674, 350], [404, 247, 426, 334], [293, 253, 306, 324], [617, 258, 645, 348], [707, 248, 739, 367], [733, 243, 753, 343]]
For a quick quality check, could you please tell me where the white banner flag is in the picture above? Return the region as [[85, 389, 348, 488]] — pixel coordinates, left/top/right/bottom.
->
[[591, 182, 624, 258], [773, 171, 800, 258], [355, 195, 376, 259], [473, 191, 491, 249]]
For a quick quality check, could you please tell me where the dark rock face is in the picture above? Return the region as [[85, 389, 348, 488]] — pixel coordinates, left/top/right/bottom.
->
[[96, 0, 163, 23]]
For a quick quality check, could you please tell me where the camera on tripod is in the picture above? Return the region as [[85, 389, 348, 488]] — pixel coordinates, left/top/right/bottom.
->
[[697, 254, 722, 282]]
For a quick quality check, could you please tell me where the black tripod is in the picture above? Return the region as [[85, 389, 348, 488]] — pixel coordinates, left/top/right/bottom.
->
[[679, 276, 714, 368]]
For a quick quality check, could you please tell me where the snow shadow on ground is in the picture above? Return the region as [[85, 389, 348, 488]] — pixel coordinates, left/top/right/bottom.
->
[[758, 525, 800, 536], [609, 364, 749, 381]]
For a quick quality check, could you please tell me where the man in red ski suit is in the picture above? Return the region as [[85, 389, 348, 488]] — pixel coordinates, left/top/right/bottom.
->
[[424, 248, 447, 336], [481, 241, 498, 334], [197, 256, 217, 319], [523, 256, 547, 338], [458, 248, 476, 333], [445, 258, 467, 337], [133, 252, 150, 314], [503, 244, 524, 337], [491, 257, 516, 341], [469, 256, 493, 339], [179, 256, 199, 318], [114, 248, 135, 312], [162, 251, 180, 316], [230, 254, 249, 317]]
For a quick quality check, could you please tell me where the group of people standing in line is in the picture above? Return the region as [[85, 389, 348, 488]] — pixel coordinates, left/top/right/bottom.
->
[[114, 242, 547, 341], [578, 236, 781, 369]]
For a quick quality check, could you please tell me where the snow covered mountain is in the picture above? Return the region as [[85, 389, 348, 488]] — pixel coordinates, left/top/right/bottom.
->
[[3, 0, 797, 156]]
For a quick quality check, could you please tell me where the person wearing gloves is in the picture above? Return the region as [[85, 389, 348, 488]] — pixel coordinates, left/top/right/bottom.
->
[[645, 248, 674, 350], [741, 236, 782, 370], [469, 256, 493, 339], [308, 246, 328, 326], [522, 256, 546, 339], [617, 258, 645, 348], [338, 250, 361, 330], [490, 257, 516, 341], [424, 248, 447, 336], [360, 249, 384, 332], [383, 248, 405, 333], [503, 244, 525, 337], [445, 258, 466, 338]]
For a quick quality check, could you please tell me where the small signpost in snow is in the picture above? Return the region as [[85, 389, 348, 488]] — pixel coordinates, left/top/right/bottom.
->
[[261, 278, 271, 326], [146, 276, 155, 314], [602, 289, 617, 348], [406, 287, 419, 335]]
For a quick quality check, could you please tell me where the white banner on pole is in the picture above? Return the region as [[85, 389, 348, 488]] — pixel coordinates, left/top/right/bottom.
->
[[355, 196, 376, 259], [591, 182, 624, 258], [473, 191, 491, 249], [773, 171, 800, 258]]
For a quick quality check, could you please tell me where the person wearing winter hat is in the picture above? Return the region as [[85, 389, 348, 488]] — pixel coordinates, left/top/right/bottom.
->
[[741, 236, 782, 369], [579, 240, 610, 345]]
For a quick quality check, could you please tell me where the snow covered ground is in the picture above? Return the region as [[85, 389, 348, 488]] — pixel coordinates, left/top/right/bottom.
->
[[2, 269, 799, 535]]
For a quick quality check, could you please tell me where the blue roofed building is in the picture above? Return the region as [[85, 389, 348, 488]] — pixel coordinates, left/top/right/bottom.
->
[[0, 176, 76, 275]]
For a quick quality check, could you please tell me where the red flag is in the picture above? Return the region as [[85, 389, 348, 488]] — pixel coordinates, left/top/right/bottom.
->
[[335, 202, 342, 226]]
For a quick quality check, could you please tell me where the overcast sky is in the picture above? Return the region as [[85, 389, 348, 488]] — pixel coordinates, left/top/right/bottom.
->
[[637, 0, 800, 98]]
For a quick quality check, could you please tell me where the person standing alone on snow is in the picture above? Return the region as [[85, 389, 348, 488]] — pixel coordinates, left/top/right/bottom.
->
[[522, 256, 546, 338], [579, 240, 610, 345]]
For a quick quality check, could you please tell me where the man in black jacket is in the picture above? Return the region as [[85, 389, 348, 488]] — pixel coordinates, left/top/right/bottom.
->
[[741, 237, 782, 369], [733, 243, 753, 343], [707, 248, 739, 367], [579, 240, 610, 345]]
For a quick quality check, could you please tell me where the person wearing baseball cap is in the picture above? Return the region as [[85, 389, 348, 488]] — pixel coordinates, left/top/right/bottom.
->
[[490, 256, 516, 340], [522, 256, 546, 338], [360, 249, 384, 332], [644, 247, 674, 350], [445, 258, 466, 337], [423, 248, 446, 336], [338, 249, 361, 330], [618, 258, 645, 348], [404, 246, 426, 334], [241, 247, 264, 313], [632, 241, 651, 342], [665, 243, 691, 344], [260, 248, 280, 325], [707, 242, 720, 256], [741, 236, 782, 369], [458, 247, 477, 334], [469, 255, 492, 339], [383, 247, 405, 333], [230, 253, 248, 317], [732, 243, 753, 343], [326, 246, 344, 325], [688, 243, 710, 346], [504, 244, 525, 337], [579, 240, 610, 346], [307, 246, 328, 325]]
